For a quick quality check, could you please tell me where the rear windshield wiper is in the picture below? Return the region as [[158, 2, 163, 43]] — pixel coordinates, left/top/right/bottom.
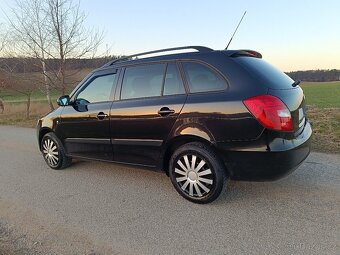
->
[[292, 80, 301, 87]]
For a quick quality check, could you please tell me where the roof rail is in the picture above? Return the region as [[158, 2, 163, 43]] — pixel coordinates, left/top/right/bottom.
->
[[101, 46, 213, 67]]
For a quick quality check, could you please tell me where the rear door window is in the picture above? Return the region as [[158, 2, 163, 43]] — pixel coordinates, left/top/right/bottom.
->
[[121, 64, 166, 100], [163, 63, 185, 96], [182, 62, 226, 93]]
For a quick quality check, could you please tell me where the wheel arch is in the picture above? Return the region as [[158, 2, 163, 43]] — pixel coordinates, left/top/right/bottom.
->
[[38, 127, 53, 150]]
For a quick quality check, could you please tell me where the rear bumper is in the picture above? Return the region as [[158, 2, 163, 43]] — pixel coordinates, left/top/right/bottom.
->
[[217, 121, 312, 181]]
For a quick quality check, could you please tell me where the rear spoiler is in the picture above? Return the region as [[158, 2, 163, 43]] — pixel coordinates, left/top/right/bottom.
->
[[224, 50, 262, 58]]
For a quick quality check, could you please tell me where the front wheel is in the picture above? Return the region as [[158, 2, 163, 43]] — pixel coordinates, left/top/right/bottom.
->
[[41, 132, 72, 170], [169, 142, 226, 204]]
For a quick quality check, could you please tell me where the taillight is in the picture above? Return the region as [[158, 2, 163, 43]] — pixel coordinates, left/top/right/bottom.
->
[[243, 95, 293, 132]]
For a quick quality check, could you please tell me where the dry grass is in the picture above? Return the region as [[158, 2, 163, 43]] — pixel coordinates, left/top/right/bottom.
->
[[0, 102, 51, 128], [307, 106, 340, 153]]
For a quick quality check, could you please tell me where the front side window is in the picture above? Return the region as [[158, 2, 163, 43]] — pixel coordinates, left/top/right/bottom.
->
[[121, 64, 166, 100], [76, 73, 116, 104], [182, 62, 226, 93]]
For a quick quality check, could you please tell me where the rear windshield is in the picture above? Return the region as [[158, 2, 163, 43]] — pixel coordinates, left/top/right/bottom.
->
[[235, 57, 294, 89]]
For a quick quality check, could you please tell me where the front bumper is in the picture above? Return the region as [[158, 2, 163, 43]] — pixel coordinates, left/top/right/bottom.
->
[[217, 121, 312, 181]]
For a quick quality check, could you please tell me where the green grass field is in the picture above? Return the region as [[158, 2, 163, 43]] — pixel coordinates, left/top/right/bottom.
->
[[300, 81, 340, 153], [301, 82, 340, 108], [0, 88, 68, 103], [0, 81, 339, 153]]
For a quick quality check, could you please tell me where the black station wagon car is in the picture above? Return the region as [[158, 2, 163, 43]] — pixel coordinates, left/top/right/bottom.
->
[[37, 46, 312, 203]]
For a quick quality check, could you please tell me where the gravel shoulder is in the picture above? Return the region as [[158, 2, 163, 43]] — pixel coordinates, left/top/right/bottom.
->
[[0, 125, 339, 255]]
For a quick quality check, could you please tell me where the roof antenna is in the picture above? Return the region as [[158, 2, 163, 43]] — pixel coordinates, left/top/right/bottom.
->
[[225, 11, 247, 50]]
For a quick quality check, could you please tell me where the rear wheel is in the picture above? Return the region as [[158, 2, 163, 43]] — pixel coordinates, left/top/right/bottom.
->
[[169, 142, 226, 203], [41, 133, 72, 170]]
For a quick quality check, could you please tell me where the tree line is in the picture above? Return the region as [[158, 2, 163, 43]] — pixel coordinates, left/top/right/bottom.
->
[[0, 57, 115, 73], [2, 57, 339, 82], [286, 69, 340, 82], [1, 56, 339, 87]]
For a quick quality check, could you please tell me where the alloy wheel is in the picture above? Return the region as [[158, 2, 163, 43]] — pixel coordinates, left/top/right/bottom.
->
[[174, 154, 214, 198], [42, 138, 59, 167]]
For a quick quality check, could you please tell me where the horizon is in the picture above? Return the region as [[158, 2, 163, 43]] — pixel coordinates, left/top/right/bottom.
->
[[1, 0, 340, 72]]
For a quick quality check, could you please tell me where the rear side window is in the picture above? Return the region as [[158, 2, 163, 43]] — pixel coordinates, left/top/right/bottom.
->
[[163, 63, 185, 96], [182, 62, 226, 93], [76, 73, 116, 104], [235, 57, 294, 89], [121, 64, 166, 100]]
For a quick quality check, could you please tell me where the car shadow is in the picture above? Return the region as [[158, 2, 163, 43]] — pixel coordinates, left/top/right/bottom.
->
[[215, 165, 330, 205]]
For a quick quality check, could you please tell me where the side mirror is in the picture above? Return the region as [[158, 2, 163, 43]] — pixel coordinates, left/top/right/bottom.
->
[[57, 95, 70, 106]]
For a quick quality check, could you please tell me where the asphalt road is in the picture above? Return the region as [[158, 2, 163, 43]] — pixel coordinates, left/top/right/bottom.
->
[[0, 125, 339, 255]]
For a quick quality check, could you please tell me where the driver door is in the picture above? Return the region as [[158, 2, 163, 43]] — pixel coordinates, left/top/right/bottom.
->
[[56, 69, 119, 161]]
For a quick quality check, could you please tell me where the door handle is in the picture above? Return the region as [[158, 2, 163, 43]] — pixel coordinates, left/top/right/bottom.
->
[[158, 107, 175, 116], [97, 112, 108, 120]]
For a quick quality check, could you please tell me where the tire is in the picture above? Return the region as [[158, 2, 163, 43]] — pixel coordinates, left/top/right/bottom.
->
[[41, 132, 72, 170], [169, 142, 226, 204]]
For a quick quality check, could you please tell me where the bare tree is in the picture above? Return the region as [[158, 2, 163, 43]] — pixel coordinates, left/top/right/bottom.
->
[[0, 98, 4, 113], [0, 26, 6, 53], [5, 0, 104, 100], [48, 0, 104, 95], [0, 59, 40, 119], [0, 24, 7, 113], [6, 0, 55, 110]]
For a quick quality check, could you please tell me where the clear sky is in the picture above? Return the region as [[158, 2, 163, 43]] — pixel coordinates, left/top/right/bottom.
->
[[1, 0, 340, 71]]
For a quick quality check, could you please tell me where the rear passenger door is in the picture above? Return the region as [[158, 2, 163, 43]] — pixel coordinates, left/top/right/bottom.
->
[[110, 62, 187, 167]]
